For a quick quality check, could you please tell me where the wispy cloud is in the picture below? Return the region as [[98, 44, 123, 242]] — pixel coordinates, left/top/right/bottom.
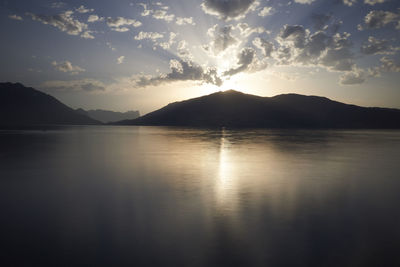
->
[[117, 56, 125, 64], [8, 14, 23, 21], [176, 17, 195, 25], [87, 15, 104, 23], [52, 60, 85, 74], [42, 79, 106, 92], [27, 10, 91, 39], [134, 31, 164, 40], [106, 17, 142, 32], [76, 5, 94, 14]]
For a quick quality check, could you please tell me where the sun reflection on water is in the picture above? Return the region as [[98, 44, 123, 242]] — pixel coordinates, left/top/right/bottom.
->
[[215, 128, 238, 214]]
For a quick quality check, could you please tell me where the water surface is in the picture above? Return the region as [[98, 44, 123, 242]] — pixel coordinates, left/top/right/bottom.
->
[[1, 126, 399, 266]]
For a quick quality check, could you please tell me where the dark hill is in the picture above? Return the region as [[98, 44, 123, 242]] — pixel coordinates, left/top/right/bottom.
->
[[115, 90, 400, 129], [76, 108, 140, 123], [0, 82, 100, 126]]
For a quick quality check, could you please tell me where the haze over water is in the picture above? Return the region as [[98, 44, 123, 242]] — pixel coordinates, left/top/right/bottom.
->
[[1, 126, 400, 266]]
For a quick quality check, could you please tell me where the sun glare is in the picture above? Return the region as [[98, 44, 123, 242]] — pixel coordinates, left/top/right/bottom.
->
[[201, 74, 244, 95]]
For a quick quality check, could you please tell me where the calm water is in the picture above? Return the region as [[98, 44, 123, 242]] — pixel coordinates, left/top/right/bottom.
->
[[0, 126, 399, 266]]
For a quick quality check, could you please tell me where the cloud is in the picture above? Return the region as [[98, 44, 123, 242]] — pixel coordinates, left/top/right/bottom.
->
[[138, 2, 176, 22], [80, 31, 95, 39], [358, 10, 400, 30], [42, 79, 106, 92], [378, 56, 400, 72], [343, 0, 357, 6], [117, 56, 125, 64], [360, 36, 399, 55], [258, 6, 273, 17], [294, 0, 317, 4], [157, 32, 177, 50], [201, 0, 259, 21], [106, 42, 116, 51], [253, 37, 274, 57], [318, 33, 355, 71], [134, 31, 164, 41], [311, 14, 332, 31], [223, 47, 256, 76], [152, 10, 175, 22], [364, 0, 387, 5], [134, 59, 222, 87], [278, 24, 307, 48], [236, 23, 266, 37], [88, 15, 104, 23], [76, 5, 94, 14], [367, 56, 400, 77], [106, 17, 142, 32], [274, 24, 355, 72], [176, 17, 195, 25], [139, 3, 152, 16], [344, 0, 388, 6], [340, 69, 365, 85], [8, 14, 23, 21], [52, 60, 85, 74], [177, 40, 192, 58], [27, 10, 89, 37], [207, 24, 238, 54], [51, 2, 66, 9]]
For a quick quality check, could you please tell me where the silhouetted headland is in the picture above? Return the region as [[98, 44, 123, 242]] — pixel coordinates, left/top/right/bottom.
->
[[0, 82, 100, 126], [76, 108, 140, 123], [114, 90, 400, 129]]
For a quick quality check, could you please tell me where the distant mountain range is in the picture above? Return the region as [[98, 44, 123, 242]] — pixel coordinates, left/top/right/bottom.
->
[[2, 83, 399, 128], [0, 82, 100, 126], [76, 108, 140, 123], [0, 82, 141, 126], [115, 90, 400, 129]]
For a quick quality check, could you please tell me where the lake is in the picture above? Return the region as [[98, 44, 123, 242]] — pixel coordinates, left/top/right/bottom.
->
[[0, 126, 399, 266]]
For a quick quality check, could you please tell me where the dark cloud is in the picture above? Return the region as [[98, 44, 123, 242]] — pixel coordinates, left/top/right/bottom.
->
[[360, 36, 393, 55], [210, 25, 238, 53], [358, 10, 400, 30], [81, 83, 106, 91], [279, 25, 307, 48], [223, 47, 255, 76], [42, 79, 106, 92], [252, 37, 274, 57], [319, 34, 355, 71], [27, 10, 91, 38], [311, 13, 332, 31], [378, 56, 400, 72], [368, 56, 400, 77], [275, 24, 355, 71], [135, 59, 222, 87], [201, 0, 257, 21], [340, 70, 365, 85]]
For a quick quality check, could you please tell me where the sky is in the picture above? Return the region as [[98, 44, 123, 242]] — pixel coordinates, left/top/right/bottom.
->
[[1, 0, 400, 113]]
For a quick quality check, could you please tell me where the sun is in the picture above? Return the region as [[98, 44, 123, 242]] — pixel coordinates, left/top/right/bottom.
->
[[201, 74, 244, 95]]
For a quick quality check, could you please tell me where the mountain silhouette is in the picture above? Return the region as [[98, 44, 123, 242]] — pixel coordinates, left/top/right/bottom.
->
[[115, 90, 400, 128], [0, 82, 100, 126], [76, 108, 140, 123]]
